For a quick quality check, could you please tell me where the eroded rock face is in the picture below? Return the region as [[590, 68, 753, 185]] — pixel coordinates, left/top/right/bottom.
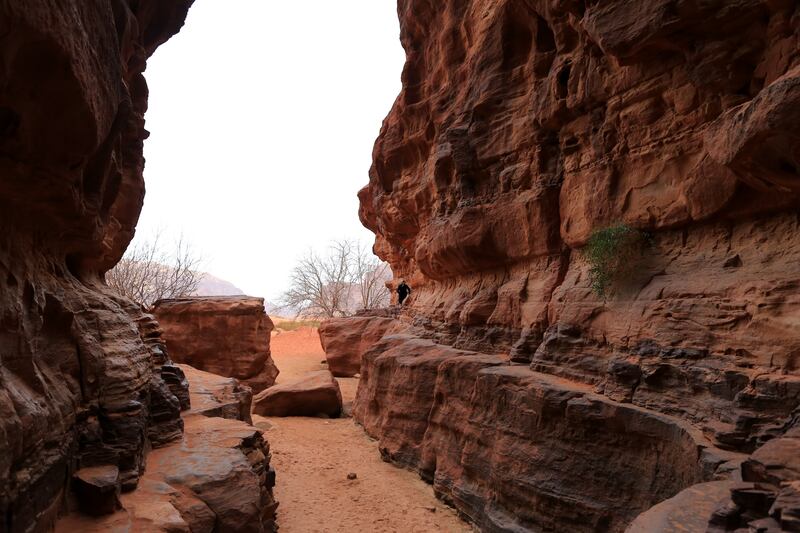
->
[[361, 0, 800, 446], [0, 1, 193, 530], [350, 0, 800, 530], [153, 296, 280, 393]]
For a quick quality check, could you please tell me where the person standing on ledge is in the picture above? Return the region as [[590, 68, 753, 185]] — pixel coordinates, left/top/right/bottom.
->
[[397, 280, 411, 306]]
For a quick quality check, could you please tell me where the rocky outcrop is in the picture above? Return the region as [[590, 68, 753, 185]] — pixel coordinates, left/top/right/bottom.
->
[[319, 314, 399, 376], [153, 296, 280, 393], [253, 371, 343, 418], [56, 407, 279, 533], [349, 0, 800, 530], [625, 481, 738, 533], [631, 420, 800, 531], [706, 418, 800, 532], [0, 1, 195, 530], [352, 330, 742, 532]]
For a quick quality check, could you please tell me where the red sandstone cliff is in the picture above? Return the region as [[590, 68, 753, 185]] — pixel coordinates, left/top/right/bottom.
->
[[341, 0, 800, 531], [0, 2, 278, 531]]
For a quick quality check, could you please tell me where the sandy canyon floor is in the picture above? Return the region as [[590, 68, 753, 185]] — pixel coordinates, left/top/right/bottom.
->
[[258, 328, 471, 533]]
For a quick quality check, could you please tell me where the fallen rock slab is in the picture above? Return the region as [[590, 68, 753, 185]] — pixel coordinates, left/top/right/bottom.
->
[[253, 371, 342, 418], [180, 364, 253, 424]]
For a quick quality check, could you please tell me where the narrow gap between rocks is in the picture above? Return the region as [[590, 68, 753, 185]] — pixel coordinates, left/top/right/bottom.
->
[[258, 325, 470, 533]]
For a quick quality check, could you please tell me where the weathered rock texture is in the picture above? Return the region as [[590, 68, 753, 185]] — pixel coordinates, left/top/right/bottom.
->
[[349, 0, 800, 530], [253, 370, 343, 418], [153, 296, 280, 393], [56, 369, 278, 533], [0, 1, 195, 530]]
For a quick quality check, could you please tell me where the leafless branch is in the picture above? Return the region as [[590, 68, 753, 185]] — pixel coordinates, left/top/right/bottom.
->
[[105, 230, 202, 308], [280, 240, 391, 318]]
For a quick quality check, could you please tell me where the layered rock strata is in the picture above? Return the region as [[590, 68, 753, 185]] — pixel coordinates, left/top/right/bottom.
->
[[322, 325, 742, 532], [153, 296, 280, 393], [0, 1, 195, 530], [347, 0, 800, 530]]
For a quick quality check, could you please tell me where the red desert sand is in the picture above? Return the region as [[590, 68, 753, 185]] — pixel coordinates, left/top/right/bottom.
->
[[259, 327, 471, 532]]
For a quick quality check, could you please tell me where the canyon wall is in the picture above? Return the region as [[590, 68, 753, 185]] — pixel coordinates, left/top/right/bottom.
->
[[153, 296, 280, 393], [0, 2, 253, 531], [348, 0, 800, 530]]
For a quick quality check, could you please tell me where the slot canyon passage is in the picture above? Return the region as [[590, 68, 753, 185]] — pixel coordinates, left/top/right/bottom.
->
[[2, 1, 800, 533]]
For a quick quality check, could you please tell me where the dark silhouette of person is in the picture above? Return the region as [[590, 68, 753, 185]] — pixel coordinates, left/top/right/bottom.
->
[[397, 280, 411, 305]]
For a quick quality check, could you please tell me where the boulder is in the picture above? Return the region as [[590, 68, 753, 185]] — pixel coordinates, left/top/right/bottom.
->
[[144, 416, 278, 532], [318, 315, 399, 376], [253, 371, 342, 418], [152, 296, 279, 393]]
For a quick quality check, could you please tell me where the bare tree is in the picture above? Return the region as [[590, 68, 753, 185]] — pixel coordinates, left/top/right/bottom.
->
[[106, 231, 202, 308], [353, 242, 391, 310], [281, 240, 391, 318]]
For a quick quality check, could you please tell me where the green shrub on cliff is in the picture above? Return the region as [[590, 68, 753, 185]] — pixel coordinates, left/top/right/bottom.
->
[[584, 224, 648, 298]]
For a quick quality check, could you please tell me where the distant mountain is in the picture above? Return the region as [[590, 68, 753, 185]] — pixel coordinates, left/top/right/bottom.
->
[[192, 273, 245, 297]]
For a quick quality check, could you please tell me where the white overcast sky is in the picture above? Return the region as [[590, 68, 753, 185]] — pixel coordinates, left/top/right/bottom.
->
[[138, 1, 405, 302]]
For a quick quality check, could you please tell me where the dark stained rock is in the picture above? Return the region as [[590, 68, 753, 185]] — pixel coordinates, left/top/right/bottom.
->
[[730, 483, 779, 516], [771, 481, 800, 532], [72, 466, 122, 516]]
